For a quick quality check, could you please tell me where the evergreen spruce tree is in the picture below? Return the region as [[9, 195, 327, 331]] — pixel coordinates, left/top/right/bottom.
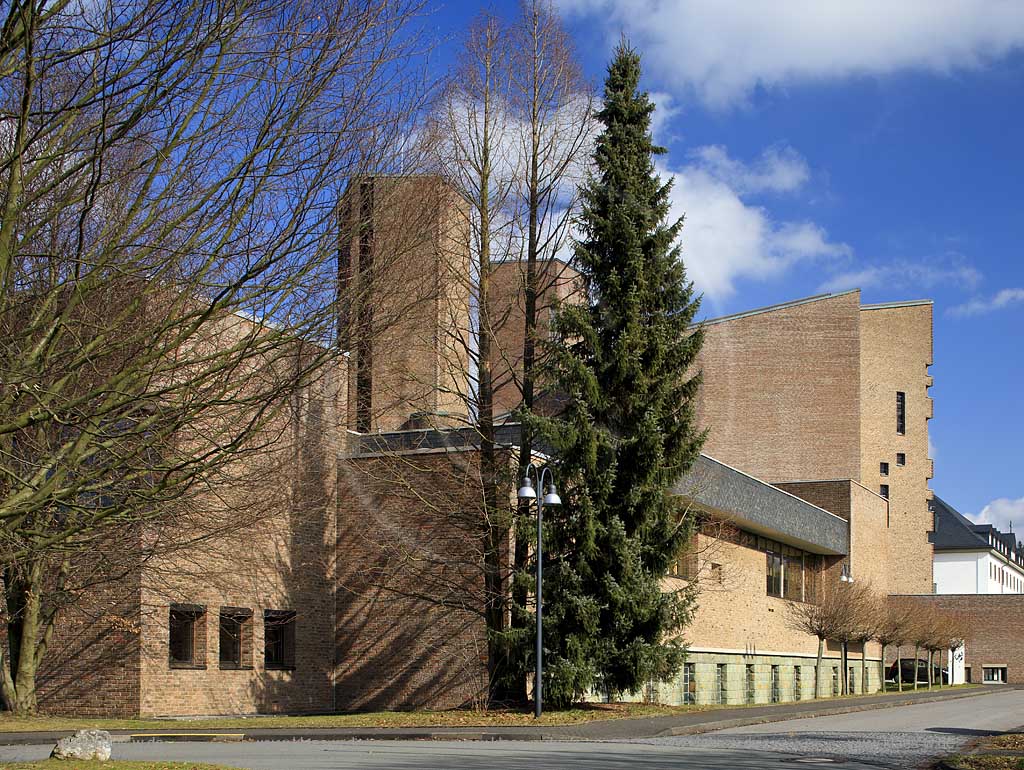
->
[[536, 42, 705, 706]]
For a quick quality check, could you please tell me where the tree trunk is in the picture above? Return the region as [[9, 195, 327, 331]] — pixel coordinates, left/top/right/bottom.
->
[[840, 642, 848, 695], [913, 645, 920, 690], [0, 560, 53, 715], [897, 646, 903, 692], [815, 637, 824, 699], [861, 644, 868, 694], [878, 643, 887, 694]]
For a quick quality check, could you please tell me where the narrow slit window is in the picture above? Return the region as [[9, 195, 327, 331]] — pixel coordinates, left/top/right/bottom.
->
[[896, 392, 906, 435]]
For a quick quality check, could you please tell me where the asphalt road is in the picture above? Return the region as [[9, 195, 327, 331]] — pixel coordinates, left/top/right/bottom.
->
[[0, 688, 1019, 770], [647, 686, 1024, 768], [0, 738, 886, 769]]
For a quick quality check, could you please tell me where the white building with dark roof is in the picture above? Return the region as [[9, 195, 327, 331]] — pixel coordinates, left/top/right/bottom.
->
[[930, 495, 1024, 594]]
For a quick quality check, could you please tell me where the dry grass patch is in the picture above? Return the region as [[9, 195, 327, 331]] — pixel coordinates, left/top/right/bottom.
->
[[944, 756, 1024, 770], [991, 735, 1024, 752], [0, 763, 237, 770], [0, 702, 703, 733]]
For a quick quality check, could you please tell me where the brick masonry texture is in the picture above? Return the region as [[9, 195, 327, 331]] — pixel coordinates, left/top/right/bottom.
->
[[335, 450, 496, 710], [34, 174, 937, 716], [775, 480, 891, 594], [695, 292, 863, 483], [860, 304, 935, 595], [338, 176, 472, 433], [488, 259, 584, 416], [890, 594, 1024, 684]]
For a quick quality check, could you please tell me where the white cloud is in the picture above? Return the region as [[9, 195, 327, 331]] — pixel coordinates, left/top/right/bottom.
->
[[689, 145, 809, 194], [968, 497, 1024, 538], [558, 0, 1024, 107], [665, 147, 849, 300], [818, 260, 983, 294], [949, 287, 1024, 317], [649, 91, 682, 147]]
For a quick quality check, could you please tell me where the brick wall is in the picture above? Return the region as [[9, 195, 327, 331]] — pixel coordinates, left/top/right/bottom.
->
[[679, 531, 880, 663], [891, 594, 1024, 684], [338, 176, 472, 433], [775, 480, 890, 594], [135, 362, 342, 716], [36, 557, 143, 717], [695, 292, 862, 483], [335, 449, 496, 710], [859, 303, 934, 595], [488, 258, 584, 416]]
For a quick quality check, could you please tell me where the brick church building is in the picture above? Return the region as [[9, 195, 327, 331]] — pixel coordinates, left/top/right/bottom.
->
[[38, 176, 1004, 717]]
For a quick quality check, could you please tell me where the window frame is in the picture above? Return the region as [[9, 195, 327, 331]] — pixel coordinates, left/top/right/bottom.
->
[[264, 609, 297, 671], [896, 391, 906, 435], [896, 452, 906, 466], [169, 604, 206, 670], [880, 484, 890, 499], [219, 607, 254, 670]]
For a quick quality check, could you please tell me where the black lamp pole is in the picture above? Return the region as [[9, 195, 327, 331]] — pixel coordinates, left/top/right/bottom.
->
[[518, 463, 560, 720]]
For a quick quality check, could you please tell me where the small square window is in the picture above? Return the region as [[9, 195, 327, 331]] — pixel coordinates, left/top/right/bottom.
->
[[219, 608, 253, 669], [880, 484, 890, 499], [880, 462, 889, 476], [264, 610, 296, 670], [169, 604, 206, 669], [896, 453, 906, 466]]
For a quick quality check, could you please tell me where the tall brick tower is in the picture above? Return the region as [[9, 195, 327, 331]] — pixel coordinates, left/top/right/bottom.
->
[[859, 300, 935, 594], [337, 176, 471, 432]]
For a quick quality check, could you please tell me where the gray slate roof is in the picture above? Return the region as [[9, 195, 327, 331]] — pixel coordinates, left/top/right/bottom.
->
[[346, 425, 848, 556], [930, 494, 1023, 567]]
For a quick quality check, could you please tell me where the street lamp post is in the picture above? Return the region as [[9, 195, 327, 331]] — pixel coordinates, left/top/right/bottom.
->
[[517, 463, 561, 719]]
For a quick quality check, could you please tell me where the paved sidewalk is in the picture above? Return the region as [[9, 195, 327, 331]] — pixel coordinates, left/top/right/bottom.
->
[[0, 686, 1001, 746]]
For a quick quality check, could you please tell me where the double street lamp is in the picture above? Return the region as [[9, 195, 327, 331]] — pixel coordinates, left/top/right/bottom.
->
[[517, 463, 561, 719]]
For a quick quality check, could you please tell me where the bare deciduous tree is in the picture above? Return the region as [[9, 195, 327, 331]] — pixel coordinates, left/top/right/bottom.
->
[[787, 577, 873, 699], [0, 0, 425, 714]]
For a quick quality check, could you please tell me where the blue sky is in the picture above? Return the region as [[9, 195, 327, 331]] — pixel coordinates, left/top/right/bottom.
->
[[430, 1, 1024, 531]]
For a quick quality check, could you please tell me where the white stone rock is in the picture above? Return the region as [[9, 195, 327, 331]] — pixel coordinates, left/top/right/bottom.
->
[[50, 729, 112, 761]]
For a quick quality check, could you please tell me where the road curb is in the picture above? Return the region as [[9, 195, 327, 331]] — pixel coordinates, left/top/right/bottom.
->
[[129, 733, 245, 743], [0, 687, 1000, 746], [656, 687, 997, 737]]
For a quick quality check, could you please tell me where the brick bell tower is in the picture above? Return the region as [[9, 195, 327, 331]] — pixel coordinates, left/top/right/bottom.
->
[[337, 176, 471, 433]]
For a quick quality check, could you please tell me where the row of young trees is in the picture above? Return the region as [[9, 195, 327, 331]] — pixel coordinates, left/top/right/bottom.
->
[[789, 581, 967, 698]]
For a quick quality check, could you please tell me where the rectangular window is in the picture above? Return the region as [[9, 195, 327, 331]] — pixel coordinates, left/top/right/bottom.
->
[[682, 662, 696, 705], [716, 664, 727, 705], [896, 392, 906, 435], [670, 543, 698, 581], [264, 610, 296, 670], [783, 553, 804, 602], [169, 604, 205, 668], [832, 667, 840, 696], [746, 664, 756, 704], [982, 666, 1007, 683], [896, 452, 906, 466], [880, 484, 890, 499], [794, 666, 802, 701], [770, 665, 780, 703], [219, 608, 253, 669], [880, 462, 889, 476], [766, 549, 783, 597]]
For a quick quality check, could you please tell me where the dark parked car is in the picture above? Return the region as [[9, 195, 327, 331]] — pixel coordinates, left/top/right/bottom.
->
[[886, 658, 949, 685]]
